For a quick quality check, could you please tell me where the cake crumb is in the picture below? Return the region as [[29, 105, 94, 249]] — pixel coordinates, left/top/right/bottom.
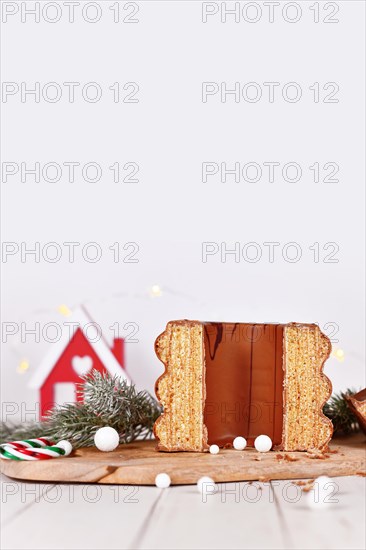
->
[[283, 453, 299, 462], [356, 471, 366, 477], [302, 483, 315, 492], [293, 479, 314, 491], [276, 453, 298, 462], [298, 479, 315, 492], [258, 476, 270, 482], [306, 450, 329, 460]]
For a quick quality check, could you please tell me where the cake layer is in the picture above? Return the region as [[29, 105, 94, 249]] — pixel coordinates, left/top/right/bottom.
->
[[204, 323, 284, 447], [282, 323, 332, 451], [154, 321, 208, 452]]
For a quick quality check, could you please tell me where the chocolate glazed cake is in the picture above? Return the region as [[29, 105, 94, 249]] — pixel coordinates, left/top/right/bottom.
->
[[154, 321, 332, 452], [346, 389, 366, 435]]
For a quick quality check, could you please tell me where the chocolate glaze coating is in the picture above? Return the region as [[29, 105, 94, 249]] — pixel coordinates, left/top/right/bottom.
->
[[203, 323, 284, 447]]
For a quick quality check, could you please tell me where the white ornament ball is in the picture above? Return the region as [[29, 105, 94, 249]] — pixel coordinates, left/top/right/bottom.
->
[[233, 436, 247, 451], [254, 435, 272, 453], [155, 473, 171, 489], [197, 476, 216, 494], [56, 440, 73, 456], [209, 444, 220, 455], [94, 427, 119, 452], [306, 476, 334, 510]]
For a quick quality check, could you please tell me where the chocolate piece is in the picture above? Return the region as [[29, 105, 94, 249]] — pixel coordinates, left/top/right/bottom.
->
[[346, 389, 366, 434], [154, 321, 332, 452]]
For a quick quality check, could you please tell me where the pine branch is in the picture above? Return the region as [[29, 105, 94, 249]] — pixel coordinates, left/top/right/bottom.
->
[[323, 388, 360, 434], [0, 370, 162, 448]]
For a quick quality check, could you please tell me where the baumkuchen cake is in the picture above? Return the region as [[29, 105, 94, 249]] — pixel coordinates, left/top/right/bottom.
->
[[154, 321, 332, 452]]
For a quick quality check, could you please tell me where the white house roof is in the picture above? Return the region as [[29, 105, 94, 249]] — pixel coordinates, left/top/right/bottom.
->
[[29, 306, 130, 389]]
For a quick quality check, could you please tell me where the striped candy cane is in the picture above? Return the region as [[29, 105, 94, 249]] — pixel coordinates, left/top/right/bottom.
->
[[0, 438, 72, 460]]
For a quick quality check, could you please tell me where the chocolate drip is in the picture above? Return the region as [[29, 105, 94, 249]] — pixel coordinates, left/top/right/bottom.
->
[[204, 323, 223, 360], [231, 323, 239, 339]]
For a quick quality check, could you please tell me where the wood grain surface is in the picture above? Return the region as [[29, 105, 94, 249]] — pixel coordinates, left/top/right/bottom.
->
[[1, 434, 365, 485]]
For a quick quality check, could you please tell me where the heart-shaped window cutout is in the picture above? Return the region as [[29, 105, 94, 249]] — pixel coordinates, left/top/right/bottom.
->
[[71, 355, 93, 376]]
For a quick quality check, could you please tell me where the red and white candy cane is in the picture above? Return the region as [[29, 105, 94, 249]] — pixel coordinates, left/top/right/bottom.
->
[[0, 438, 72, 460]]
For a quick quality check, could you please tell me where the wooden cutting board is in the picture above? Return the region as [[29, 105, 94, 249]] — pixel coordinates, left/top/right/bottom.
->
[[1, 434, 365, 485]]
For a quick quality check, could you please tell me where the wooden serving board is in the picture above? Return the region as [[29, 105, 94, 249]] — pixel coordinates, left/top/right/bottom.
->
[[1, 434, 365, 485]]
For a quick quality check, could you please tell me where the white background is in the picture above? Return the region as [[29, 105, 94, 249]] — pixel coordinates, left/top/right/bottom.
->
[[1, 0, 365, 420]]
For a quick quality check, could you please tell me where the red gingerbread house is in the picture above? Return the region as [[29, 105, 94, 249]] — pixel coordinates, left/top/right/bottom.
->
[[29, 307, 130, 417]]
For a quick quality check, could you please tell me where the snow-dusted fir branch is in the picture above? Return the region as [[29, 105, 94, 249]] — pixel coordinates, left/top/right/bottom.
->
[[0, 370, 162, 448]]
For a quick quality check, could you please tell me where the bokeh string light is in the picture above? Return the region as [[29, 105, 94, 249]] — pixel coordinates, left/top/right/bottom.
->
[[332, 348, 345, 362]]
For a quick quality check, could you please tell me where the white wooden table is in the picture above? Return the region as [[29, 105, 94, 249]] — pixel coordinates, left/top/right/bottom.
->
[[1, 474, 365, 549]]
